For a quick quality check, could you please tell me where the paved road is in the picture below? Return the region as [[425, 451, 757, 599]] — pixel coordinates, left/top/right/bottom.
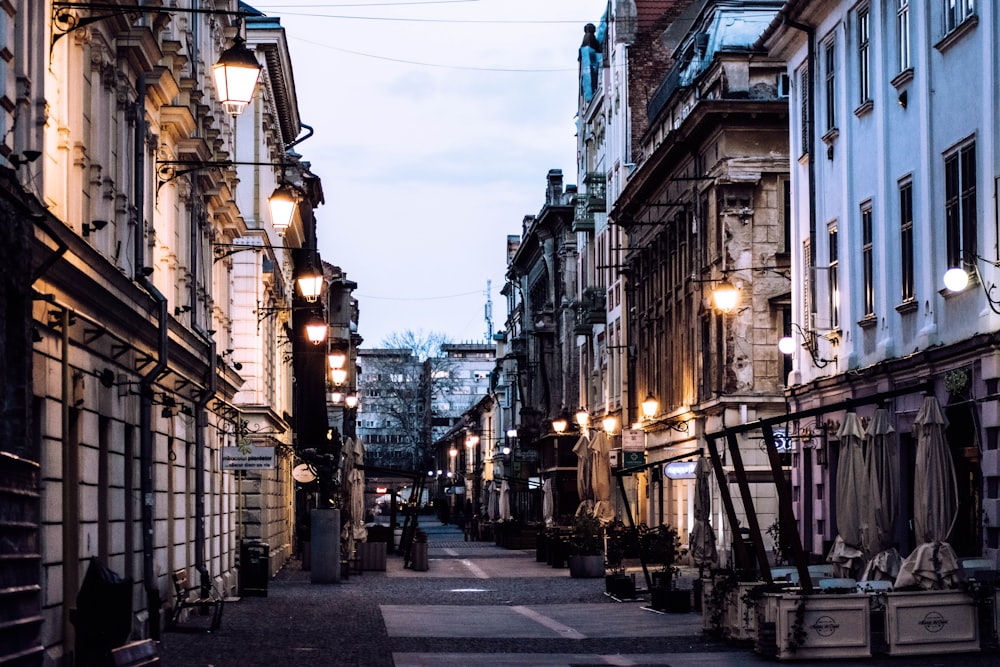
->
[[158, 519, 998, 666]]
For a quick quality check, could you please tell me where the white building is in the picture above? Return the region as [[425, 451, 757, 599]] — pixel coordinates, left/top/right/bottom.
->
[[762, 0, 998, 564]]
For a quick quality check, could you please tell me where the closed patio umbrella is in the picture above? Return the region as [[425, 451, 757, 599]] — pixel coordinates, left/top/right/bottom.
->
[[689, 455, 717, 570], [826, 412, 868, 578], [895, 395, 962, 590], [498, 479, 511, 522], [860, 408, 901, 581], [572, 433, 594, 507], [590, 431, 614, 523], [349, 439, 367, 541], [542, 477, 554, 527]]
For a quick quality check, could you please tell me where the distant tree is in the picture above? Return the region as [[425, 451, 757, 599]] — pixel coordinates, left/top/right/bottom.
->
[[381, 329, 448, 361]]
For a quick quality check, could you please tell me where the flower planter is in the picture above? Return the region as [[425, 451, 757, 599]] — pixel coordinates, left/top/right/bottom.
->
[[651, 587, 691, 613], [357, 542, 386, 572], [568, 554, 605, 578], [884, 590, 980, 656], [762, 592, 871, 660], [606, 572, 636, 599], [725, 581, 763, 641]]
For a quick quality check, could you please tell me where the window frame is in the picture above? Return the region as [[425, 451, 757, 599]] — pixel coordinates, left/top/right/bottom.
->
[[897, 0, 912, 72], [824, 39, 836, 132], [944, 0, 975, 34], [899, 179, 915, 304], [828, 222, 840, 330], [857, 6, 871, 105], [945, 138, 977, 271], [861, 201, 875, 319]]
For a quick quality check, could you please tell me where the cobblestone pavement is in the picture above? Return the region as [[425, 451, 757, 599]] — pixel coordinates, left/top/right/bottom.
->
[[157, 519, 999, 666]]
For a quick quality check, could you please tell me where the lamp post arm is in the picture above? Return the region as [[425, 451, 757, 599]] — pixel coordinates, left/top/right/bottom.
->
[[52, 2, 250, 45]]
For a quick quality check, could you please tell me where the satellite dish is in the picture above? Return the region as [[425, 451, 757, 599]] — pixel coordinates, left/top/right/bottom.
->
[[292, 463, 317, 484]]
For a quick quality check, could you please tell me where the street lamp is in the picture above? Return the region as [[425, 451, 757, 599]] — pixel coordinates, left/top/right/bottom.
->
[[641, 393, 659, 420], [212, 31, 263, 116], [330, 368, 347, 385], [551, 415, 568, 434], [304, 314, 328, 345], [268, 183, 301, 236], [297, 258, 325, 303], [575, 408, 590, 430], [344, 394, 359, 409], [711, 280, 740, 313], [602, 415, 618, 435]]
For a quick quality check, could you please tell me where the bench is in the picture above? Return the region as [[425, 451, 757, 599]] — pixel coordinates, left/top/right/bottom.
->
[[169, 569, 223, 632], [111, 639, 160, 666]]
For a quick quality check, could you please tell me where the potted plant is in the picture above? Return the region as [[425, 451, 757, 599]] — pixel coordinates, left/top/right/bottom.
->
[[604, 520, 636, 598], [643, 524, 689, 613], [567, 511, 605, 578]]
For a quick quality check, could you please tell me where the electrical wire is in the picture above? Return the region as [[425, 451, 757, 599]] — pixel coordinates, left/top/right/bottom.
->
[[290, 35, 574, 71], [356, 290, 482, 301]]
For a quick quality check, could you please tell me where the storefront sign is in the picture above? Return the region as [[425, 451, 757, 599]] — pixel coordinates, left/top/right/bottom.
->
[[622, 429, 645, 452], [622, 451, 645, 468], [221, 446, 275, 470]]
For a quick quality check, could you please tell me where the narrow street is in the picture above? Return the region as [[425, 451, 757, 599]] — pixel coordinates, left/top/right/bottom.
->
[[157, 519, 997, 666]]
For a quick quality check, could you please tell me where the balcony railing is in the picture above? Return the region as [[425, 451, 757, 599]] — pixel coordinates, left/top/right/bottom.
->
[[573, 286, 607, 333]]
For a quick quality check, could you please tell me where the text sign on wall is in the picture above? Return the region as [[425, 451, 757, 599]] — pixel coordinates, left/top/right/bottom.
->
[[622, 429, 645, 452], [221, 446, 275, 470]]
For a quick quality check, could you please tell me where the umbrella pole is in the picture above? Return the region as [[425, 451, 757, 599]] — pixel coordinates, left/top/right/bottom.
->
[[617, 474, 652, 591]]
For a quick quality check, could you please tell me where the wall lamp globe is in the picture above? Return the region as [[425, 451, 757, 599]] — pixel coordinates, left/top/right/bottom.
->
[[330, 368, 348, 385], [328, 351, 347, 370], [449, 446, 458, 458], [465, 434, 479, 448], [602, 415, 618, 435], [943, 255, 1000, 314], [330, 390, 344, 404], [296, 261, 324, 303], [575, 408, 590, 430], [505, 428, 517, 439], [344, 394, 359, 409], [778, 322, 833, 368], [711, 280, 740, 313]]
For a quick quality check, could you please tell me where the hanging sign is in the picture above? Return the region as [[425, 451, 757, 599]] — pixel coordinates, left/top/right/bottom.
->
[[622, 429, 645, 452], [292, 464, 317, 483], [221, 446, 275, 470]]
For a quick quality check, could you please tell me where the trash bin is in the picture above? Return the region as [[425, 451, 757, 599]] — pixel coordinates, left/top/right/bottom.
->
[[240, 540, 270, 597]]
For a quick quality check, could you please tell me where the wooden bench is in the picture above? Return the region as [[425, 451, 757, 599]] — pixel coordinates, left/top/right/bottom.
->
[[169, 569, 223, 632], [111, 639, 160, 666]]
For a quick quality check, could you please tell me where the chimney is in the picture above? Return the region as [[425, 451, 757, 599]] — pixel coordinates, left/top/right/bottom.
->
[[546, 169, 564, 205]]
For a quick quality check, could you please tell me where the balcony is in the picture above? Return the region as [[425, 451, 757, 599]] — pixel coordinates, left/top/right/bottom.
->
[[573, 194, 594, 232], [583, 173, 606, 213], [573, 287, 607, 334]]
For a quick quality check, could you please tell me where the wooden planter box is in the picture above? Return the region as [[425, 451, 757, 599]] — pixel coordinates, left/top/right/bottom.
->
[[884, 590, 980, 656], [606, 573, 636, 599], [651, 587, 691, 613], [725, 581, 763, 641], [757, 592, 871, 660]]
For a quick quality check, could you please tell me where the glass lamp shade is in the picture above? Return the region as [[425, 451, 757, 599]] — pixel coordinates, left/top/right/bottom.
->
[[268, 184, 299, 235], [505, 428, 517, 438], [778, 336, 796, 355], [328, 351, 347, 370], [602, 415, 618, 435], [465, 434, 479, 447], [943, 267, 970, 292], [552, 417, 568, 434], [296, 265, 324, 303], [330, 391, 344, 404], [501, 446, 511, 456], [712, 280, 740, 313], [575, 408, 589, 430], [330, 368, 348, 385], [449, 447, 458, 458], [212, 37, 262, 116], [641, 393, 659, 419], [305, 318, 327, 345], [344, 394, 359, 408]]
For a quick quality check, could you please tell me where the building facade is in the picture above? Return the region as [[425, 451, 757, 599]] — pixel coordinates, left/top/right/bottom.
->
[[0, 3, 331, 663], [762, 0, 999, 566]]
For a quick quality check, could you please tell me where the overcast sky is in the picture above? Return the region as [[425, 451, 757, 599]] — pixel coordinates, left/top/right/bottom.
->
[[255, 0, 608, 347]]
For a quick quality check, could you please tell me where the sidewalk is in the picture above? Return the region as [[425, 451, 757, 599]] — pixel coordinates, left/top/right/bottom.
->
[[157, 518, 999, 666]]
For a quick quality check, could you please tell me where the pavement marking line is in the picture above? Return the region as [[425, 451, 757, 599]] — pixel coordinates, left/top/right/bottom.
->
[[444, 548, 459, 556], [459, 559, 490, 579], [511, 606, 587, 640]]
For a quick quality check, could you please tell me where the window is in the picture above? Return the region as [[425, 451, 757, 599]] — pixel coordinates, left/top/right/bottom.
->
[[945, 140, 977, 270], [945, 0, 975, 33], [829, 224, 840, 329], [899, 181, 914, 302], [897, 0, 911, 71], [861, 203, 874, 317], [858, 7, 871, 104], [824, 41, 836, 131], [799, 67, 810, 154]]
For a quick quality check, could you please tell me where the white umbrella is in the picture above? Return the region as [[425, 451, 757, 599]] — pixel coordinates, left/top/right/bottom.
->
[[589, 431, 614, 523], [572, 434, 594, 506], [895, 395, 962, 589], [826, 412, 868, 578], [860, 408, 901, 581], [487, 480, 499, 522], [350, 439, 367, 541], [689, 456, 717, 569], [498, 479, 511, 522], [542, 477, 554, 527]]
